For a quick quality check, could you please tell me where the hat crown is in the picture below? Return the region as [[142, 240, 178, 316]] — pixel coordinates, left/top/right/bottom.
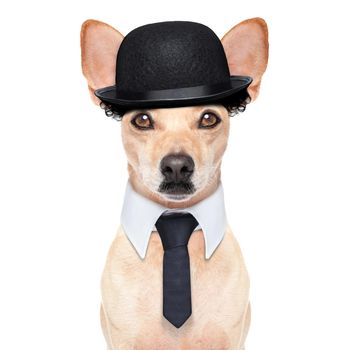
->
[[116, 21, 231, 92]]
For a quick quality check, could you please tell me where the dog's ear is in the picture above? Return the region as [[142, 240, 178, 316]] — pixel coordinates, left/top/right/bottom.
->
[[80, 19, 124, 105], [221, 18, 269, 101]]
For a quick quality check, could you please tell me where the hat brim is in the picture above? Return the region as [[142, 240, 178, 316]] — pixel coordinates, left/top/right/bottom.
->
[[94, 75, 252, 109]]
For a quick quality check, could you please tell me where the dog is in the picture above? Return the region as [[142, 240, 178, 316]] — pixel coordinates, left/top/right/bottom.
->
[[81, 18, 268, 350]]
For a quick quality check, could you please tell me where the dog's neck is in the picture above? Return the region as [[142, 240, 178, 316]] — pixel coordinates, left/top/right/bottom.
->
[[128, 168, 222, 209]]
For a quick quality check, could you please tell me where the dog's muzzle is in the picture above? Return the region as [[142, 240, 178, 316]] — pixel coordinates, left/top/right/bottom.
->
[[158, 154, 195, 196]]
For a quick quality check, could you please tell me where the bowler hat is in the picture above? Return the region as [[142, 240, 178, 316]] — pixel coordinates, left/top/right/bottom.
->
[[95, 21, 252, 109]]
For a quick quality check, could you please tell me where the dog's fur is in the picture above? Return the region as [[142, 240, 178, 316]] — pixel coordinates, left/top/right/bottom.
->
[[81, 18, 268, 350]]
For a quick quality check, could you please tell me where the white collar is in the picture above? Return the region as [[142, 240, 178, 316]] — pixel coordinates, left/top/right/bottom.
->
[[120, 180, 227, 260]]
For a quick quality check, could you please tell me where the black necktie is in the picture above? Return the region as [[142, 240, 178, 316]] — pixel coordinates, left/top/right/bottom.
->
[[155, 212, 199, 328]]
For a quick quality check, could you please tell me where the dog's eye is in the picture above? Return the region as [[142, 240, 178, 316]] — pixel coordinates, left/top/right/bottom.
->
[[131, 113, 154, 130], [199, 112, 221, 128]]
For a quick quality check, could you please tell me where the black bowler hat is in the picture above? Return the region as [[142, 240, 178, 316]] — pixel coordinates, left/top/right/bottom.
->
[[95, 21, 252, 109]]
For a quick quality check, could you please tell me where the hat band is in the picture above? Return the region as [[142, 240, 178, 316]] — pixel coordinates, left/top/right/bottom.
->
[[116, 80, 233, 101]]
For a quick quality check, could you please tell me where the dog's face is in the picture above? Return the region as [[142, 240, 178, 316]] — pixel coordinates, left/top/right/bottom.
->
[[120, 104, 230, 203], [81, 18, 268, 207]]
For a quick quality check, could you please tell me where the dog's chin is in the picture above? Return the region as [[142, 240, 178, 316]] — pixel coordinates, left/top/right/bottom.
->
[[161, 193, 192, 201], [157, 181, 196, 202]]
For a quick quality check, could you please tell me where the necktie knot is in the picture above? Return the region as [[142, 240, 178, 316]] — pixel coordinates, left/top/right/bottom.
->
[[155, 212, 199, 251]]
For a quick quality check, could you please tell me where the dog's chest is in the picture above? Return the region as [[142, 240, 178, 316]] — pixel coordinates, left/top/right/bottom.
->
[[101, 226, 249, 349]]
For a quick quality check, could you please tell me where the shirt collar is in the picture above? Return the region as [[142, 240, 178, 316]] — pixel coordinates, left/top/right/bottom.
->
[[120, 180, 227, 260]]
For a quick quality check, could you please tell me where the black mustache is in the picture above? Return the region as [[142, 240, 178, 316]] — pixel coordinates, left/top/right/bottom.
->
[[158, 181, 195, 195]]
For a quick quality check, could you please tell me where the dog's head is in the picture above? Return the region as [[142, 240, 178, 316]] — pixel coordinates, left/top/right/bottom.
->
[[81, 19, 268, 207]]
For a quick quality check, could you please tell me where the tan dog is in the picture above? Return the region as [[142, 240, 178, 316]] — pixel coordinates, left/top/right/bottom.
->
[[81, 18, 268, 350]]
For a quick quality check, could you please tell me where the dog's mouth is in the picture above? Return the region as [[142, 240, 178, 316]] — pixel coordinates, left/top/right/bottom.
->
[[158, 181, 195, 200]]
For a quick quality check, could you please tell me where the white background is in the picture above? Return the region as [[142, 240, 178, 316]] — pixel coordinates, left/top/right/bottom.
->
[[1, 0, 349, 349]]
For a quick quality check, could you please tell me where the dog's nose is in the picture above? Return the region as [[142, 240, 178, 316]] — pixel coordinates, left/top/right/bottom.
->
[[160, 154, 194, 182]]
